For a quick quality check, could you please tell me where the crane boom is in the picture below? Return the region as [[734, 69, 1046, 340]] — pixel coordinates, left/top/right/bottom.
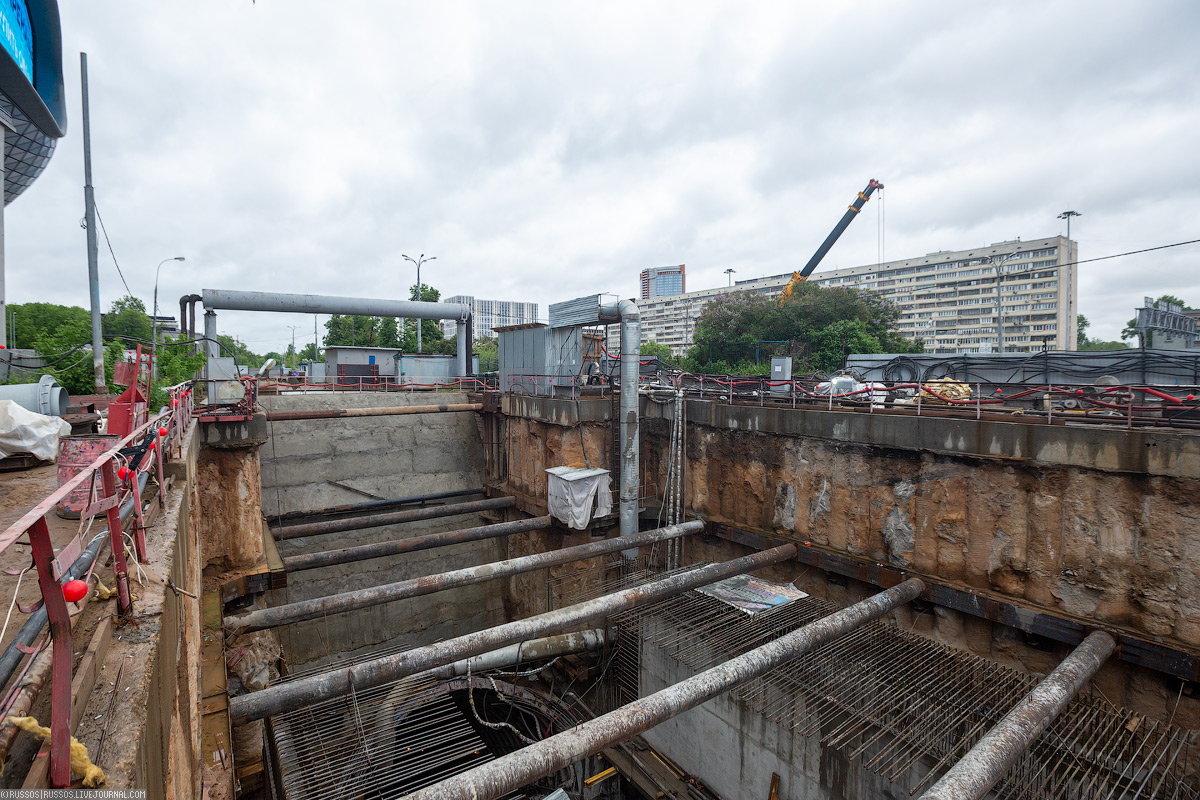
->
[[780, 178, 884, 302]]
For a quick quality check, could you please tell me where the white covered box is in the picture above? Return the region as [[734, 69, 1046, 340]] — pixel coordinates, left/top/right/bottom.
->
[[545, 466, 612, 530]]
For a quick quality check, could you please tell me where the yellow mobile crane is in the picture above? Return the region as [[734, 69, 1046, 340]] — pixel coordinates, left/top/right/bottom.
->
[[779, 178, 884, 302]]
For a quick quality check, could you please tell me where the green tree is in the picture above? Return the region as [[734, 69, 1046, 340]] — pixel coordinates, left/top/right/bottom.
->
[[473, 336, 498, 372], [214, 334, 265, 369], [377, 317, 400, 349], [33, 328, 95, 395], [1077, 314, 1128, 351], [398, 284, 452, 353], [639, 341, 678, 367], [148, 335, 205, 408], [684, 283, 919, 374], [102, 295, 153, 347], [9, 303, 90, 350], [296, 343, 318, 363]]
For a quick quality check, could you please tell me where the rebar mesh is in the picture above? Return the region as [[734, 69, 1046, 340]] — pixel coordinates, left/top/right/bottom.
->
[[558, 564, 1199, 800]]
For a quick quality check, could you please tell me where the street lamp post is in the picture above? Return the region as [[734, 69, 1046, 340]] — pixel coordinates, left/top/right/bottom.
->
[[152, 256, 186, 380], [402, 253, 437, 353], [724, 268, 736, 287], [1058, 210, 1081, 349], [286, 325, 302, 370]]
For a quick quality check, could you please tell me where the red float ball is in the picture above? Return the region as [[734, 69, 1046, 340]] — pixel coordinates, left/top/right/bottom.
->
[[996, 388, 1003, 394], [148, 441, 156, 450], [117, 466, 129, 480], [1077, 389, 1084, 394], [158, 427, 168, 436], [1190, 395, 1196, 401], [62, 580, 87, 603], [172, 399, 178, 407]]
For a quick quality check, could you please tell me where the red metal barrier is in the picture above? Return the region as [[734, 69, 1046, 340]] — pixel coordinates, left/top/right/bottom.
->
[[0, 380, 194, 786]]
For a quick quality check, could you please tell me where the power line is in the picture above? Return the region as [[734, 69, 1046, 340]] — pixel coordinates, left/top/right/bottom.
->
[[93, 202, 134, 299]]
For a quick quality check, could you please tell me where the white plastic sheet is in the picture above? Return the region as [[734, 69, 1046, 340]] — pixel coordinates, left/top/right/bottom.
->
[[0, 399, 71, 461], [545, 466, 612, 530]]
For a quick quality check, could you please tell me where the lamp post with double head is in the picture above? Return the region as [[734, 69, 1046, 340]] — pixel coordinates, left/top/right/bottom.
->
[[152, 256, 186, 379], [401, 253, 437, 353]]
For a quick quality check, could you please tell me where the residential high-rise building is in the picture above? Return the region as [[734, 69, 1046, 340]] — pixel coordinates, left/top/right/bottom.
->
[[441, 296, 538, 339], [640, 265, 686, 300], [625, 237, 1078, 356]]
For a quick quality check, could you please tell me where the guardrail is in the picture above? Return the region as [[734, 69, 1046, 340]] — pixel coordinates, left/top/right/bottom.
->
[[496, 370, 1200, 430], [257, 376, 498, 393], [0, 381, 195, 787]]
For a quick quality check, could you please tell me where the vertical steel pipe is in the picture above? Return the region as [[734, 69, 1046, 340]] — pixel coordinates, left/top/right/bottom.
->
[[230, 542, 798, 722], [231, 520, 704, 632], [281, 515, 553, 573], [400, 578, 925, 800], [599, 298, 641, 546], [921, 630, 1116, 800]]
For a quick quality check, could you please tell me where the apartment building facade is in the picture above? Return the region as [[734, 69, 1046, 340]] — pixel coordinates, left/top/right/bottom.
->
[[441, 296, 538, 339], [640, 264, 686, 299], [626, 237, 1078, 356]]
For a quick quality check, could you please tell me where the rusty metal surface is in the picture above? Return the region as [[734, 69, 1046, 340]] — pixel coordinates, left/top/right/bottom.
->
[[53, 434, 119, 518], [268, 487, 485, 525], [712, 521, 1200, 683], [264, 402, 481, 421], [280, 515, 552, 573], [229, 543, 798, 723], [921, 631, 1117, 800], [271, 496, 516, 540], [400, 580, 924, 800], [232, 520, 704, 632]]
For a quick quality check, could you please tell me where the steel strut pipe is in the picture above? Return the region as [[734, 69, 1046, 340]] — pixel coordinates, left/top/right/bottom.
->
[[263, 403, 482, 422], [272, 496, 515, 541], [281, 515, 554, 574], [229, 542, 799, 723], [231, 520, 704, 632], [920, 630, 1116, 800], [400, 578, 925, 800], [268, 487, 485, 525], [428, 629, 606, 680]]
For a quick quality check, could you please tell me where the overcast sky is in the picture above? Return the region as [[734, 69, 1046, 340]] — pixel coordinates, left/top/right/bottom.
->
[[6, 1, 1199, 352]]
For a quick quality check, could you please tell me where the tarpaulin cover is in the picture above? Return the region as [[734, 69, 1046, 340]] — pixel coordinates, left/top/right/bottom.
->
[[0, 399, 70, 461], [546, 466, 612, 530]]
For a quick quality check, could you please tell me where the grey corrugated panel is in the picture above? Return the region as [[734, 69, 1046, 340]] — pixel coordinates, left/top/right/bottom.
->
[[500, 325, 550, 395], [549, 295, 602, 328], [845, 349, 1200, 386]]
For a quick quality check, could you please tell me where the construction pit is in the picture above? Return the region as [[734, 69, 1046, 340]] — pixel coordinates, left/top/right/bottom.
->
[[2, 366, 1200, 799]]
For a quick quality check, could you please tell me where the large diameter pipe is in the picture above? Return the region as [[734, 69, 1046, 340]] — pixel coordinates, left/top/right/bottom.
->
[[264, 402, 481, 422], [429, 629, 606, 680], [272, 496, 515, 540], [282, 515, 553, 573], [202, 289, 470, 323], [921, 630, 1116, 800], [401, 578, 925, 800], [232, 520, 704, 632], [230, 542, 798, 723], [269, 487, 485, 525], [600, 298, 640, 546]]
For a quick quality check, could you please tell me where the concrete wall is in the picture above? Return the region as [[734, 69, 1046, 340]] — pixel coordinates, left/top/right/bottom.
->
[[258, 392, 505, 671], [491, 394, 1200, 744]]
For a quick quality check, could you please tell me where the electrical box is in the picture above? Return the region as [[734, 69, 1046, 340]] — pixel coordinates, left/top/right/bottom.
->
[[770, 356, 792, 396]]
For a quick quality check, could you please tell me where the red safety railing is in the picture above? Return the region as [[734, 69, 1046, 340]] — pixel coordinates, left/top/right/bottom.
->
[[0, 381, 195, 786], [256, 376, 498, 393]]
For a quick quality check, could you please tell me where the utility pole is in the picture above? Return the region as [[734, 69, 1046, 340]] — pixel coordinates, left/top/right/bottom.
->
[[81, 53, 106, 393], [1058, 210, 1081, 350], [402, 253, 436, 353], [286, 325, 301, 368], [313, 314, 319, 363]]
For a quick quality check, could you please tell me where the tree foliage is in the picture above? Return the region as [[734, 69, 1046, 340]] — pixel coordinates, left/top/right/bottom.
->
[[10, 303, 90, 350], [102, 295, 153, 347], [639, 341, 678, 367], [1077, 314, 1128, 351], [683, 283, 920, 374]]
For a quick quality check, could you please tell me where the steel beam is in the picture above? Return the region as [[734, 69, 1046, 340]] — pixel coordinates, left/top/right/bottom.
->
[[402, 578, 925, 800], [921, 630, 1116, 800], [272, 496, 515, 540], [231, 521, 704, 632], [281, 515, 553, 573], [264, 402, 481, 422], [268, 487, 485, 525], [230, 542, 799, 722]]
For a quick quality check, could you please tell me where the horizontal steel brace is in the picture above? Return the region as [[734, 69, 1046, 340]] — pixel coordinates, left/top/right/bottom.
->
[[708, 523, 1200, 683]]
